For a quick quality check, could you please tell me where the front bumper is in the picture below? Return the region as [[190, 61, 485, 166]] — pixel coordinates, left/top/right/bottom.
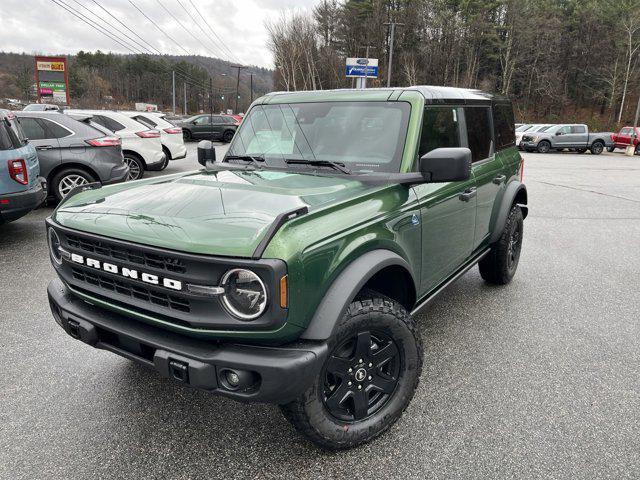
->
[[519, 141, 537, 150], [0, 177, 47, 224], [48, 279, 327, 404]]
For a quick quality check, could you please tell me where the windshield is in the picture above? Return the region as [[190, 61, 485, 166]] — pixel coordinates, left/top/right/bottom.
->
[[516, 124, 531, 132], [226, 101, 411, 173]]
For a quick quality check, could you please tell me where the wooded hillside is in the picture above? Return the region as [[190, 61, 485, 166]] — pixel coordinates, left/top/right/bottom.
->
[[0, 51, 273, 114], [267, 0, 640, 129]]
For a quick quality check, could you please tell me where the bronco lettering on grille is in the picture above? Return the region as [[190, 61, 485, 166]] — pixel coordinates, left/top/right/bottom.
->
[[69, 253, 182, 291]]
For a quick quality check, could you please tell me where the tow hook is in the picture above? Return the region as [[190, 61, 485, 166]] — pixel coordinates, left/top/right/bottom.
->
[[168, 359, 190, 383]]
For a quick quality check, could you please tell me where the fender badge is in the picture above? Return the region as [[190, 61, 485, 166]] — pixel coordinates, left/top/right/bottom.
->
[[411, 214, 420, 226]]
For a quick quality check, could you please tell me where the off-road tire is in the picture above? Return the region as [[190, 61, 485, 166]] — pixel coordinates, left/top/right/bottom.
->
[[590, 141, 604, 155], [280, 292, 423, 450], [51, 168, 97, 202], [537, 140, 551, 153], [479, 205, 524, 285]]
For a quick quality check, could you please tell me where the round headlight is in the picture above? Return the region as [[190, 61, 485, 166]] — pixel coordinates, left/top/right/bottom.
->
[[48, 228, 62, 265], [221, 269, 268, 320]]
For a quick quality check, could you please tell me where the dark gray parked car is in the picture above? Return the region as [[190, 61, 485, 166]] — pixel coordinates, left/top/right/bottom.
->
[[16, 112, 128, 201], [178, 114, 238, 142]]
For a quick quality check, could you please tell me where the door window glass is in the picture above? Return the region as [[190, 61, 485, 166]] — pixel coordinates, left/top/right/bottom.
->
[[418, 107, 460, 158], [464, 107, 493, 162], [20, 117, 48, 140], [194, 116, 212, 125], [571, 125, 586, 134], [556, 126, 571, 135], [493, 104, 515, 150]]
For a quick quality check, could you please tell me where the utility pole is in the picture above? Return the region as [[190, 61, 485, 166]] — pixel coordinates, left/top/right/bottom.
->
[[250, 73, 254, 103], [183, 82, 187, 115], [231, 65, 247, 114], [384, 22, 404, 87], [172, 70, 176, 115]]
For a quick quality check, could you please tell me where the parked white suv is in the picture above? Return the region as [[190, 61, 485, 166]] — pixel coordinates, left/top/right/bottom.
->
[[121, 111, 187, 168], [65, 110, 165, 180]]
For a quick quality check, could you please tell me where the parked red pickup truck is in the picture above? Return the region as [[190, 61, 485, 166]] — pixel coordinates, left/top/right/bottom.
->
[[609, 127, 639, 154]]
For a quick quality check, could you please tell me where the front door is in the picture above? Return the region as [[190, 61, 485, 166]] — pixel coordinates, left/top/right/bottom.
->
[[192, 115, 213, 139], [413, 106, 477, 295], [18, 116, 61, 177], [554, 125, 572, 147]]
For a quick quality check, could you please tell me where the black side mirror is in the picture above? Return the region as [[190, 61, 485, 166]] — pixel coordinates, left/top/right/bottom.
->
[[556, 131, 563, 136], [197, 140, 216, 167], [419, 147, 472, 183]]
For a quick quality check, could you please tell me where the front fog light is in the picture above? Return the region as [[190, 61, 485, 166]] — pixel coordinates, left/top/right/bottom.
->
[[221, 268, 267, 320], [48, 228, 62, 265]]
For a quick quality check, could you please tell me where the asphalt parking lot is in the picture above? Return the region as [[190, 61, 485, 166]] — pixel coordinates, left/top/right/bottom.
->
[[1, 148, 639, 479]]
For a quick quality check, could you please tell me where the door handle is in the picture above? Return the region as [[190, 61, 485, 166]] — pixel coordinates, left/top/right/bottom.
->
[[459, 187, 477, 202], [493, 174, 506, 185], [36, 145, 54, 150]]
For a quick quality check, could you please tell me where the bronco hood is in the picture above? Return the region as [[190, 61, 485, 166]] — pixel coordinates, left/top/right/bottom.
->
[[53, 170, 378, 257]]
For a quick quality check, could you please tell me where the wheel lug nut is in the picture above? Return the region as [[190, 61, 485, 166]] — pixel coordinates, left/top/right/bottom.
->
[[348, 368, 352, 373], [368, 376, 372, 380], [348, 381, 352, 386], [358, 359, 363, 363], [357, 385, 362, 390], [368, 363, 373, 367]]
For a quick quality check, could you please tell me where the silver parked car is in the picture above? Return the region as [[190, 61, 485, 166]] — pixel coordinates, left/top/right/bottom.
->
[[519, 124, 614, 154], [16, 112, 128, 201]]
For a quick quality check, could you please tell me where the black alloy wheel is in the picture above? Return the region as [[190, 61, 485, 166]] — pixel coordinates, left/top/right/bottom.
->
[[506, 218, 523, 275], [223, 130, 235, 143], [322, 330, 401, 421]]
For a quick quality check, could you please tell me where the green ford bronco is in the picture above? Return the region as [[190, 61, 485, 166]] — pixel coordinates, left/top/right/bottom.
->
[[46, 86, 527, 450]]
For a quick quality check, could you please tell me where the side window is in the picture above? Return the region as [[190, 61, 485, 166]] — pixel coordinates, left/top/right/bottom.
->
[[493, 103, 515, 150], [135, 116, 156, 129], [212, 115, 223, 124], [94, 115, 125, 133], [0, 123, 11, 150], [621, 128, 631, 135], [557, 126, 571, 135], [194, 115, 211, 125], [40, 119, 72, 138], [418, 107, 460, 158], [464, 107, 493, 162], [571, 125, 586, 134], [20, 117, 48, 140]]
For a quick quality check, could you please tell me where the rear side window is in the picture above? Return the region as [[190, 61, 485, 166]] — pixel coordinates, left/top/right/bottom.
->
[[20, 117, 48, 140], [134, 116, 157, 129], [493, 104, 515, 150], [93, 115, 125, 133], [3, 117, 28, 148], [418, 107, 460, 157], [571, 125, 586, 134], [41, 119, 72, 138], [464, 107, 493, 162]]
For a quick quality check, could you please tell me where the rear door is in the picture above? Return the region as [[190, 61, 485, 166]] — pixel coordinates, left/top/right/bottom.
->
[[465, 105, 505, 249], [570, 125, 588, 147], [18, 116, 61, 179]]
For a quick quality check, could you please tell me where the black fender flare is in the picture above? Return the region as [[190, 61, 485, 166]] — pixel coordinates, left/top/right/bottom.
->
[[489, 181, 528, 244], [299, 249, 416, 341]]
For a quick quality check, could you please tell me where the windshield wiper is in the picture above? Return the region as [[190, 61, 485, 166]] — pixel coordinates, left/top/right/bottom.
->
[[284, 158, 351, 174], [224, 155, 266, 169]]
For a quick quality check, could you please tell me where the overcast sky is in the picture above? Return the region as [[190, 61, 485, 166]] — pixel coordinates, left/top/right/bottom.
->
[[0, 0, 317, 68]]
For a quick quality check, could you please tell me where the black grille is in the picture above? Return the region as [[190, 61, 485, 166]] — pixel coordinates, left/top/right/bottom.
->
[[66, 234, 186, 274], [72, 267, 191, 313]]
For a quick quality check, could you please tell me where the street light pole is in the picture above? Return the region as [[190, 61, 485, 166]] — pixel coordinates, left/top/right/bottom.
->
[[172, 70, 176, 115], [384, 22, 404, 87], [231, 65, 247, 114]]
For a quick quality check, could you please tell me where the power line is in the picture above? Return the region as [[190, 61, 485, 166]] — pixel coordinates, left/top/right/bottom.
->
[[50, 0, 141, 53], [51, 0, 210, 91], [187, 0, 242, 65], [174, 0, 229, 61]]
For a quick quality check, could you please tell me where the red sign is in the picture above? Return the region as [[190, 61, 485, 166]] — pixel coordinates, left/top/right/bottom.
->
[[39, 88, 53, 95]]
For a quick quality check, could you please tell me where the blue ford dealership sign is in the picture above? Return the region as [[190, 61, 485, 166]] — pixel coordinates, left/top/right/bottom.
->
[[346, 58, 379, 78]]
